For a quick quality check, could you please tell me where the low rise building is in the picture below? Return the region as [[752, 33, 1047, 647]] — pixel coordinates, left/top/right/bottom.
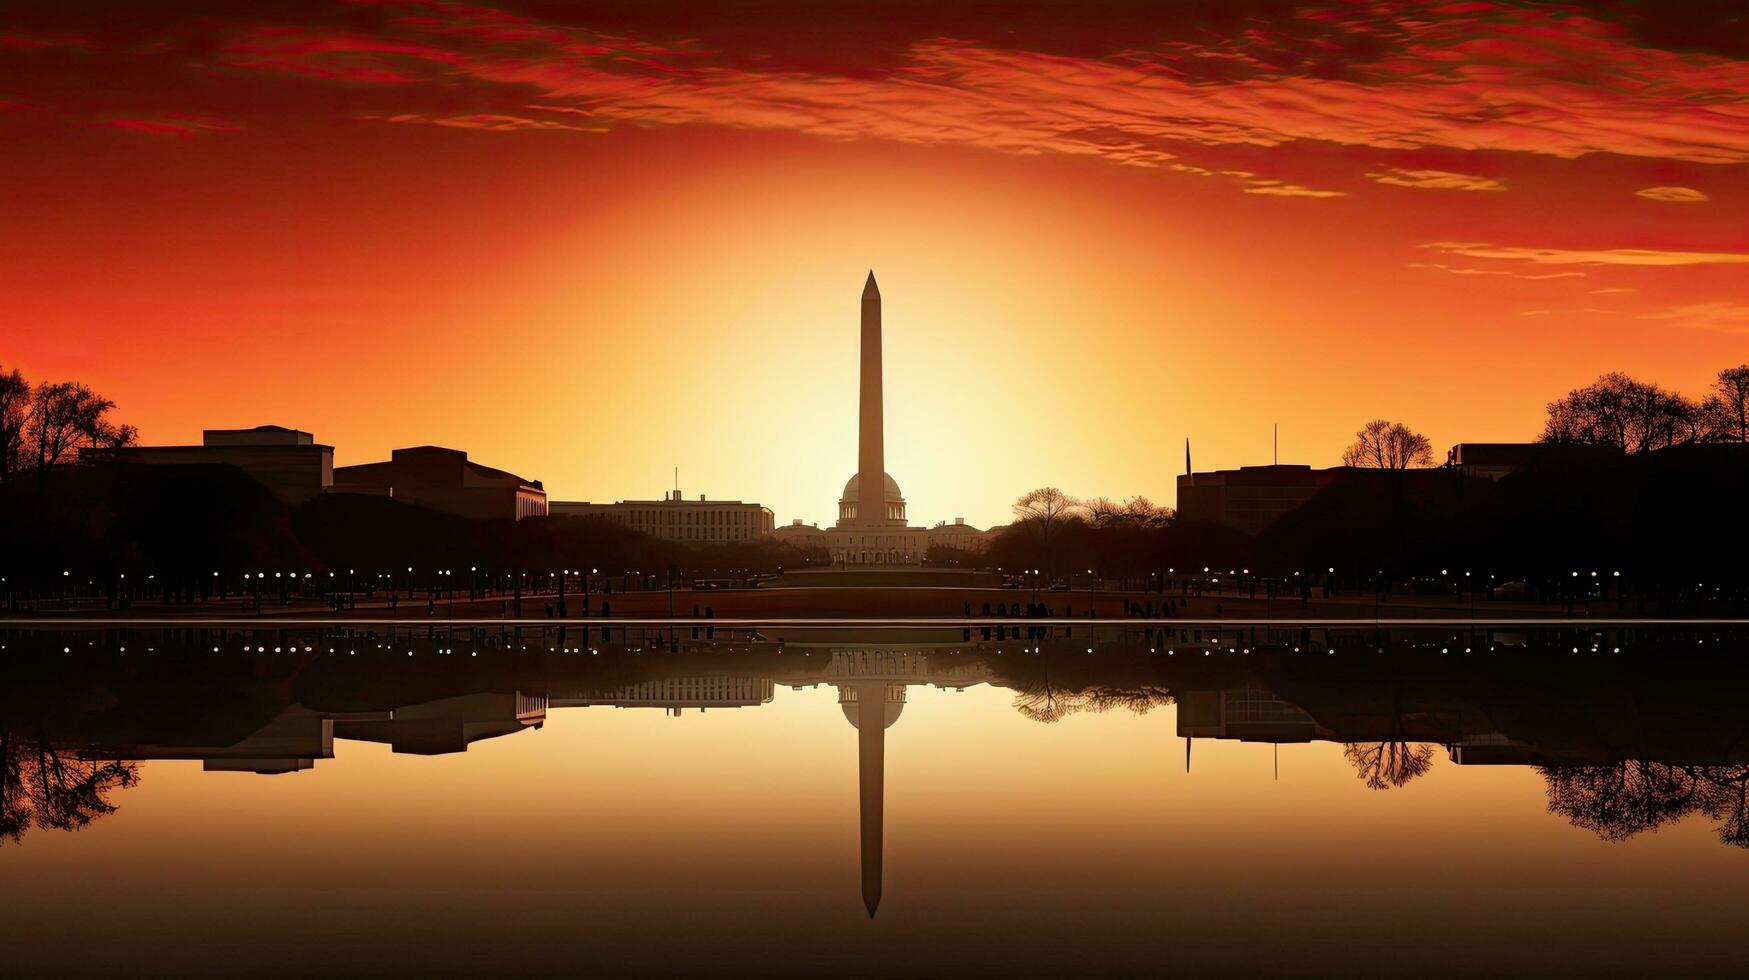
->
[[549, 489, 774, 544], [1445, 442, 1622, 481], [1176, 464, 1343, 536], [1445, 443, 1542, 481], [773, 519, 829, 548], [332, 446, 546, 521], [926, 518, 988, 553], [84, 424, 334, 504]]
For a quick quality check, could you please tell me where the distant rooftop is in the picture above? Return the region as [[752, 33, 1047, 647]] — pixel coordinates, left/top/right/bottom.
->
[[202, 425, 316, 447]]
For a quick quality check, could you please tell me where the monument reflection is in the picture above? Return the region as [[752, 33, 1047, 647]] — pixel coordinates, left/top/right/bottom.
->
[[4, 623, 1749, 911]]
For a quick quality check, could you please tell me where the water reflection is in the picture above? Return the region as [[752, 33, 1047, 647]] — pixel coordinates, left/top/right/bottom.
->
[[3, 623, 1748, 908]]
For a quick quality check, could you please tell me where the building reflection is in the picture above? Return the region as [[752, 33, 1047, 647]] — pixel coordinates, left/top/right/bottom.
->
[[5, 624, 1749, 896]]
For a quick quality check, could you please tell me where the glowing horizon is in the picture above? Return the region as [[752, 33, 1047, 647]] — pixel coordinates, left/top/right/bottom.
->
[[3, 0, 1745, 529]]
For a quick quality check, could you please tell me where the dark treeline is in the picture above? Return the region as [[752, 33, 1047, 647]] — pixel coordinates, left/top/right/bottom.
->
[[967, 443, 1748, 602], [969, 489, 1249, 588], [1255, 443, 1749, 596], [959, 365, 1749, 603], [0, 463, 828, 602]]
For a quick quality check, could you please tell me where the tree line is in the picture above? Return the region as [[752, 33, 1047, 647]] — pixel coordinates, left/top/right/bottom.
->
[[1344, 363, 1749, 470], [966, 363, 1748, 594]]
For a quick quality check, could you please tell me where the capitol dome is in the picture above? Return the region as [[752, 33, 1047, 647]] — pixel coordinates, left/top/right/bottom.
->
[[838, 471, 906, 525], [839, 684, 906, 729], [840, 471, 902, 500]]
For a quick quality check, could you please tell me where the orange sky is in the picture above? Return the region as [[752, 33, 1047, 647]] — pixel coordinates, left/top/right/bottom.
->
[[2, 1, 1746, 528]]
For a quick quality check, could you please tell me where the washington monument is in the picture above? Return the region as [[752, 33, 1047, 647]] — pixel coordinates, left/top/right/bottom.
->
[[856, 271, 891, 528]]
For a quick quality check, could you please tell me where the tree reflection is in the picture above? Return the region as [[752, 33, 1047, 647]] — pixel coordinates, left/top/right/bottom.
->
[[1083, 687, 1173, 717], [1013, 682, 1171, 724], [1343, 741, 1436, 790], [1013, 680, 1087, 724], [0, 729, 140, 845], [1543, 762, 1749, 848]]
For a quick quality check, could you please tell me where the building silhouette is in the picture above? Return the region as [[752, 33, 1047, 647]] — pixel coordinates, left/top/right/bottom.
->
[[333, 445, 547, 520], [1176, 463, 1342, 537], [84, 424, 334, 504], [550, 489, 775, 543]]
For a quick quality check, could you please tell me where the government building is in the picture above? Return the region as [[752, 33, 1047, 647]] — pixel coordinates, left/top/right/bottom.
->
[[549, 491, 775, 544]]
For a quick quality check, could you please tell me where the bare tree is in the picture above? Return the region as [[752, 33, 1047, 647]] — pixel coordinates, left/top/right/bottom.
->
[[1, 728, 140, 845], [0, 366, 30, 483], [1701, 769, 1749, 848], [1541, 372, 1704, 453], [1013, 680, 1087, 724], [1341, 419, 1433, 469], [28, 381, 131, 477], [1701, 364, 1749, 443], [1539, 762, 1749, 848], [1083, 686, 1174, 717], [1086, 495, 1173, 530], [1013, 487, 1081, 543], [1343, 741, 1436, 789]]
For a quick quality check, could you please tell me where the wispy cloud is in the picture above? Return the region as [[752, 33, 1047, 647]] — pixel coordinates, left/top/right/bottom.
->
[[0, 32, 89, 51], [1409, 262, 1584, 280], [1368, 168, 1505, 192], [190, 0, 1749, 177], [90, 112, 239, 137], [371, 112, 605, 132], [1423, 242, 1749, 266], [1635, 186, 1709, 203], [1242, 182, 1345, 198], [1638, 302, 1749, 333]]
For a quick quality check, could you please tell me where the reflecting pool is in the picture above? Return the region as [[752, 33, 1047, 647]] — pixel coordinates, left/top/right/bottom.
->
[[2, 623, 1745, 975]]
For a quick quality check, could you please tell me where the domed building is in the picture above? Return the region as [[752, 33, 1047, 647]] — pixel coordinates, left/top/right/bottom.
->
[[837, 471, 906, 525]]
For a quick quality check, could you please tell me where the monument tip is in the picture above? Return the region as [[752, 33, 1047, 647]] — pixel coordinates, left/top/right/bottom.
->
[[863, 270, 879, 300]]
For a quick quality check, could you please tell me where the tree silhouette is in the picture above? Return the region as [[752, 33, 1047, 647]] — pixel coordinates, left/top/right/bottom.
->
[[1701, 364, 1749, 443], [1082, 686, 1173, 717], [26, 380, 136, 479], [1343, 741, 1436, 789], [1013, 678, 1088, 724], [0, 728, 140, 845], [1012, 487, 1082, 573], [0, 366, 29, 484], [1341, 419, 1433, 469], [1543, 762, 1749, 848], [1541, 372, 1705, 453], [1085, 496, 1173, 530]]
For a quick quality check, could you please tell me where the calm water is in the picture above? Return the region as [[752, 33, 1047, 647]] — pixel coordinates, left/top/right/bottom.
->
[[2, 623, 1746, 976]]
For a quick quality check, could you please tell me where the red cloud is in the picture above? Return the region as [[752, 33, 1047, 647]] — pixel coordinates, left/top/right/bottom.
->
[[186, 0, 1749, 172], [91, 112, 239, 137]]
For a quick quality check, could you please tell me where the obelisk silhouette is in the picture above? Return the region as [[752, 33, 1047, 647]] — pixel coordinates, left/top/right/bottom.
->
[[855, 682, 886, 917], [857, 271, 884, 527]]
